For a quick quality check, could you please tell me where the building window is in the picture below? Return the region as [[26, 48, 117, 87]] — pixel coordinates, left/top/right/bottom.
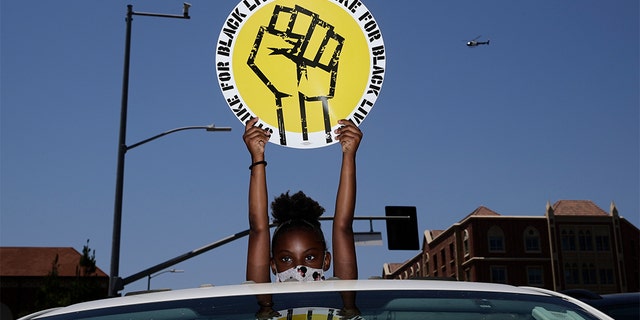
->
[[578, 230, 593, 251], [582, 263, 597, 284], [488, 226, 505, 252], [564, 263, 580, 284], [524, 227, 541, 252], [449, 243, 455, 263], [424, 253, 430, 275], [463, 230, 470, 257], [594, 230, 611, 251], [441, 249, 446, 272], [433, 254, 438, 273], [490, 266, 507, 283], [599, 268, 614, 284], [527, 267, 544, 286], [595, 235, 610, 251], [561, 229, 576, 251], [465, 268, 471, 281]]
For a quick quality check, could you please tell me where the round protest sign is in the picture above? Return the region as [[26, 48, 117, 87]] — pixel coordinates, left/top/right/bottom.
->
[[216, 0, 385, 148]]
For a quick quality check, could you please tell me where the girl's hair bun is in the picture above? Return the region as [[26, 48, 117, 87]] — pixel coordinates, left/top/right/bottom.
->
[[271, 190, 325, 226]]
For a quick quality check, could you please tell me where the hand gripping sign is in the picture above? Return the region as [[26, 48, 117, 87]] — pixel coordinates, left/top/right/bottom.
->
[[216, 0, 385, 148]]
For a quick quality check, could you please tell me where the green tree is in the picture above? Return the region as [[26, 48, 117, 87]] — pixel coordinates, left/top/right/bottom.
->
[[34, 254, 66, 309], [28, 240, 106, 316], [79, 239, 97, 276]]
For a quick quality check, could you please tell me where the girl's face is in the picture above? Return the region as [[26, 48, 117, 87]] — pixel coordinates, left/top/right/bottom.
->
[[271, 228, 331, 275]]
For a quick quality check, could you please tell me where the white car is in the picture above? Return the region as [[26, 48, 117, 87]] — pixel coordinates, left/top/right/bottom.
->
[[20, 279, 613, 320]]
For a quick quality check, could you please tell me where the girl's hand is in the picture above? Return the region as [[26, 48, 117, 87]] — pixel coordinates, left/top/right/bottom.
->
[[335, 119, 362, 155], [243, 117, 271, 161]]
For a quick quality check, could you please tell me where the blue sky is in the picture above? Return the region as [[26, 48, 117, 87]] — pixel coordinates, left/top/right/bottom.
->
[[1, 0, 638, 294]]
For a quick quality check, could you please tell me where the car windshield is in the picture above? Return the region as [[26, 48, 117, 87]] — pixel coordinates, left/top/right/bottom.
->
[[35, 289, 601, 320]]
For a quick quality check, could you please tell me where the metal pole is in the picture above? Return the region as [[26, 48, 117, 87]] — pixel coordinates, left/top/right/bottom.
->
[[122, 216, 410, 288], [109, 4, 133, 297], [126, 125, 231, 151], [146, 269, 184, 290], [109, 3, 195, 297], [124, 229, 251, 287]]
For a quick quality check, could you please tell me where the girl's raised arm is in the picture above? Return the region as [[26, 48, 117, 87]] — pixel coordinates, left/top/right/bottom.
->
[[244, 117, 271, 284], [332, 119, 362, 315]]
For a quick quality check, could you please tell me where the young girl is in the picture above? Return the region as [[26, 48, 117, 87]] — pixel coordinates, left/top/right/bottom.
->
[[269, 190, 330, 283], [243, 117, 362, 317]]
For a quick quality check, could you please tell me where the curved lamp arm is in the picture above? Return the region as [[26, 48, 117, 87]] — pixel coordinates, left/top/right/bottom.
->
[[126, 124, 232, 151]]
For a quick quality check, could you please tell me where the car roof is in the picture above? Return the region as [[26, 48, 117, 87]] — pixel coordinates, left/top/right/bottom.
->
[[562, 289, 640, 305], [35, 279, 549, 317], [585, 292, 640, 307]]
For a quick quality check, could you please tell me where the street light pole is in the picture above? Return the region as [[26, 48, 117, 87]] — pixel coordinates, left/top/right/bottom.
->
[[147, 269, 184, 291], [109, 3, 196, 297], [126, 125, 231, 151], [110, 125, 229, 296]]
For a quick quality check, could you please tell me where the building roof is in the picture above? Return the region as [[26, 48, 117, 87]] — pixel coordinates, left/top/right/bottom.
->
[[383, 251, 423, 276], [429, 230, 444, 238], [552, 200, 609, 216], [383, 263, 405, 274], [0, 247, 108, 277], [462, 206, 501, 220]]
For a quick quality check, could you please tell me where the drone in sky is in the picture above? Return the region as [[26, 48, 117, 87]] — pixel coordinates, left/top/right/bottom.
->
[[466, 36, 490, 47]]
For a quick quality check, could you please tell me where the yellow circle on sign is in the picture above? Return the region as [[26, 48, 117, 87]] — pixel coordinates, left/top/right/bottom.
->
[[234, 0, 369, 134]]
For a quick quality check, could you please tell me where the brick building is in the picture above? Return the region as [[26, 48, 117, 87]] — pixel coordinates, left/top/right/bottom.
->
[[382, 200, 639, 294], [0, 247, 109, 319]]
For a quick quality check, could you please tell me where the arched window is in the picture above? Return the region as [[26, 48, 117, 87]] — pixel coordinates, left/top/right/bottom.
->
[[488, 226, 505, 252], [564, 263, 579, 284], [424, 253, 430, 275], [527, 266, 544, 286], [582, 263, 597, 284], [524, 227, 541, 252], [578, 230, 593, 251], [490, 265, 507, 283], [594, 228, 611, 251], [561, 229, 576, 251], [463, 230, 470, 257]]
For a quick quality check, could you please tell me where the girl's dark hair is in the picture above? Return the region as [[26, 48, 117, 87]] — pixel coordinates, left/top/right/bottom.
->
[[271, 190, 325, 225], [271, 191, 326, 253]]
